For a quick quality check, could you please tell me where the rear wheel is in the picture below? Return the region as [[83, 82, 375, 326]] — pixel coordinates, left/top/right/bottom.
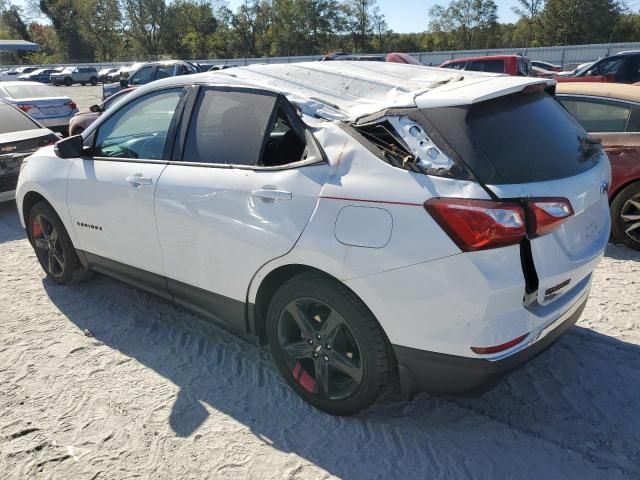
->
[[64, 77, 72, 86], [611, 182, 640, 250], [89, 76, 98, 86], [266, 272, 393, 415], [27, 201, 91, 285]]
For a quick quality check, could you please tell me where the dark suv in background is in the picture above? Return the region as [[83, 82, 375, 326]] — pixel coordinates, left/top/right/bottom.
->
[[102, 60, 200, 99], [556, 51, 640, 84]]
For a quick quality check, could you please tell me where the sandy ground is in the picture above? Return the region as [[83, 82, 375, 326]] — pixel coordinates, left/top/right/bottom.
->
[[1, 199, 640, 480], [49, 85, 104, 110]]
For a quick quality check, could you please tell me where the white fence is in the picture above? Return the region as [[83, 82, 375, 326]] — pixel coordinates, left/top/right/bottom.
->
[[7, 41, 640, 71]]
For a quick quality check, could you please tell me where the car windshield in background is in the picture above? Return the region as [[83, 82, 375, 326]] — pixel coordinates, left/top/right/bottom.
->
[[0, 103, 39, 134], [4, 85, 59, 99]]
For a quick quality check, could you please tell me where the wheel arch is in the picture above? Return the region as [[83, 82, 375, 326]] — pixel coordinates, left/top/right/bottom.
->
[[22, 190, 51, 228], [249, 263, 391, 348], [610, 177, 640, 204]]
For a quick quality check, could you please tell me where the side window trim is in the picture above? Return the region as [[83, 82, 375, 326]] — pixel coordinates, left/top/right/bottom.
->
[[88, 86, 187, 161]]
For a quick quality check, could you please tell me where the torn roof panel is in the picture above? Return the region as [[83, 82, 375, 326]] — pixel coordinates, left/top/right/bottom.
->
[[155, 61, 555, 120]]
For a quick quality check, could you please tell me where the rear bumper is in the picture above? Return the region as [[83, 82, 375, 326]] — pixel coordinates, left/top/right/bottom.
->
[[393, 297, 587, 396]]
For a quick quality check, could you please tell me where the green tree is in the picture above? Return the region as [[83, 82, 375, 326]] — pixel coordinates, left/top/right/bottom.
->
[[39, 0, 94, 61], [540, 0, 621, 45], [428, 0, 498, 49], [511, 0, 544, 46]]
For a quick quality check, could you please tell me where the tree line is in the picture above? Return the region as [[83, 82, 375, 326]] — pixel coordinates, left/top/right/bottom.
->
[[0, 0, 637, 64]]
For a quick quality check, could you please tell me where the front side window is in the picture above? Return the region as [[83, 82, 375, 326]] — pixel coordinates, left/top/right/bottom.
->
[[129, 66, 154, 85], [94, 88, 183, 159], [559, 97, 631, 132], [155, 65, 175, 80], [589, 58, 625, 77]]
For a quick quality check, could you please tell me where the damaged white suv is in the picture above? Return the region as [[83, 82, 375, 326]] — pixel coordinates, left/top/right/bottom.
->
[[16, 62, 610, 415]]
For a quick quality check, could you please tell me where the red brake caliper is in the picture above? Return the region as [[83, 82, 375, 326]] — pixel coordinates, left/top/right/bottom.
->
[[292, 361, 316, 393], [32, 219, 43, 238]]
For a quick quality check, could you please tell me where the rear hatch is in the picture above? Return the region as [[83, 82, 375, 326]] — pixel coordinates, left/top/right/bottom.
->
[[420, 87, 611, 306]]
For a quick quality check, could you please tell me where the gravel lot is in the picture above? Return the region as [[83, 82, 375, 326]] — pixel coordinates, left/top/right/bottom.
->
[[1, 188, 640, 475]]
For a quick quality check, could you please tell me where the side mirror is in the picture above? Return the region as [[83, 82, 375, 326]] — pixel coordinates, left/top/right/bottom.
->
[[89, 104, 102, 113], [119, 78, 128, 87], [54, 135, 84, 159]]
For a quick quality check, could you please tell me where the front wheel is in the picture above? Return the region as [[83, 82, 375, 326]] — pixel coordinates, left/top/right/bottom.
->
[[266, 272, 394, 415], [64, 77, 72, 86], [27, 201, 91, 285], [89, 76, 98, 86], [610, 181, 640, 250]]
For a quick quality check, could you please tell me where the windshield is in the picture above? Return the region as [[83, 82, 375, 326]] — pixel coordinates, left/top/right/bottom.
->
[[0, 103, 39, 133], [4, 85, 60, 99], [421, 90, 602, 184]]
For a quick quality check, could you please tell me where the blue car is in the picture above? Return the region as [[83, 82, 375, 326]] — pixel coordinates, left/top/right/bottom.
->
[[18, 68, 61, 84]]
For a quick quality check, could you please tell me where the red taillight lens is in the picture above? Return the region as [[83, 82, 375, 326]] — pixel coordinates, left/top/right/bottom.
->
[[425, 198, 526, 251], [526, 198, 573, 237], [65, 100, 77, 110], [17, 104, 35, 112]]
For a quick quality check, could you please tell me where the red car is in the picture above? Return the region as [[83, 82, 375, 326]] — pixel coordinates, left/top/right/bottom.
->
[[556, 82, 640, 250], [556, 51, 640, 84], [439, 55, 532, 76], [321, 52, 421, 65]]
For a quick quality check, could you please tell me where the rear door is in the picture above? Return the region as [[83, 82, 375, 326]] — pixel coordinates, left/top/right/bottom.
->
[[154, 87, 328, 331]]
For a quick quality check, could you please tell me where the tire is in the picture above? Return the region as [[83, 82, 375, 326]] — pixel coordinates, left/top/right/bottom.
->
[[27, 201, 92, 285], [80, 82, 86, 86], [64, 77, 72, 86], [89, 76, 98, 86], [266, 272, 394, 415], [54, 81, 61, 86], [610, 181, 640, 250]]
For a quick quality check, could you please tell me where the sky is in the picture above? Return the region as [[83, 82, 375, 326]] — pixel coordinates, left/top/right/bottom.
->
[[223, 0, 524, 33]]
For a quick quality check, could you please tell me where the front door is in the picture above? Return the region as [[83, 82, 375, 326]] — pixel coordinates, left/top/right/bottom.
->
[[154, 87, 328, 331], [67, 87, 186, 280]]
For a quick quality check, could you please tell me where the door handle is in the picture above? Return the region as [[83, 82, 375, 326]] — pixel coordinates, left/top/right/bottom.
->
[[250, 188, 292, 201], [126, 174, 152, 186]]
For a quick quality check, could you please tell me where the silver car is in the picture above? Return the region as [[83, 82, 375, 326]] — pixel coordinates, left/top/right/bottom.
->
[[0, 82, 78, 135]]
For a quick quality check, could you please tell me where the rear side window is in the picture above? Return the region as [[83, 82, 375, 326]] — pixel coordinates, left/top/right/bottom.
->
[[422, 90, 601, 184], [466, 60, 504, 73], [0, 103, 39, 133], [559, 97, 631, 132], [183, 89, 277, 165]]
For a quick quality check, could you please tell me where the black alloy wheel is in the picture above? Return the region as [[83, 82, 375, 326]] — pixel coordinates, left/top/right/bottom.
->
[[27, 201, 91, 285], [620, 192, 640, 245], [31, 213, 65, 278], [267, 272, 393, 415], [277, 298, 364, 401]]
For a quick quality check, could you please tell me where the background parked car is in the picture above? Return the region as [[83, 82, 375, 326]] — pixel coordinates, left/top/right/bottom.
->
[[321, 52, 421, 64], [439, 55, 532, 76], [0, 99, 59, 202], [50, 66, 99, 86], [69, 88, 134, 135], [556, 51, 640, 83], [98, 67, 119, 83], [0, 82, 77, 135], [209, 64, 238, 71], [556, 82, 640, 250], [0, 66, 38, 81], [107, 62, 146, 82], [102, 60, 200, 98], [532, 60, 562, 72], [18, 68, 61, 84]]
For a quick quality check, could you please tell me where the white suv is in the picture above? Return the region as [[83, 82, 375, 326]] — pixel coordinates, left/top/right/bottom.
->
[[16, 62, 611, 415]]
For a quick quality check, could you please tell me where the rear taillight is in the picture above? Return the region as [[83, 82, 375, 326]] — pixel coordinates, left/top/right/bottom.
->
[[471, 333, 529, 354], [17, 104, 35, 112], [526, 198, 573, 237], [424, 198, 526, 251], [65, 100, 77, 109]]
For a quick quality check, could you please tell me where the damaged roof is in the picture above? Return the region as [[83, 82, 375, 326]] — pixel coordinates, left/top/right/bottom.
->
[[157, 61, 554, 120]]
